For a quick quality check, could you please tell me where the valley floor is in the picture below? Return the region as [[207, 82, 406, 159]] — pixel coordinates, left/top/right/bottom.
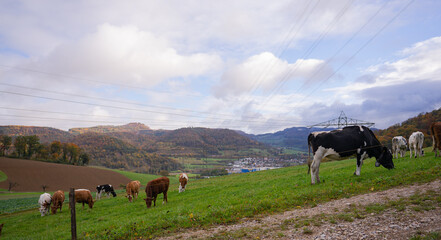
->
[[159, 180, 441, 240]]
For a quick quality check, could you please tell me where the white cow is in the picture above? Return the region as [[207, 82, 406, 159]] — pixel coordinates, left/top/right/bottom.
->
[[38, 193, 52, 216], [409, 131, 424, 158], [392, 136, 407, 158]]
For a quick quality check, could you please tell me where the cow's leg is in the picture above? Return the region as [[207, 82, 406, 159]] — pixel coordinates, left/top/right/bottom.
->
[[96, 191, 100, 200], [153, 196, 157, 207], [310, 148, 325, 184], [163, 192, 168, 205], [354, 152, 366, 176]]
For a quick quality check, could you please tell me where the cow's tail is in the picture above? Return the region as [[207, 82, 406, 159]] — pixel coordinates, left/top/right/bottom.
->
[[431, 123, 437, 152], [307, 134, 313, 175]]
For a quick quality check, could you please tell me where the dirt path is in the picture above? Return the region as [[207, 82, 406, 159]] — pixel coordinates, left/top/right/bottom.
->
[[160, 180, 441, 240]]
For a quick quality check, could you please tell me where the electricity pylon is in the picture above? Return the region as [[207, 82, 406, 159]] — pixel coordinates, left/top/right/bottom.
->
[[307, 111, 374, 129]]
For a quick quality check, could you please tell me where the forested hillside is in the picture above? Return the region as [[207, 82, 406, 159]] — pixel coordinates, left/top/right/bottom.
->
[[0, 124, 274, 173], [0, 125, 71, 143], [70, 133, 180, 173], [375, 107, 441, 147], [69, 122, 150, 135]]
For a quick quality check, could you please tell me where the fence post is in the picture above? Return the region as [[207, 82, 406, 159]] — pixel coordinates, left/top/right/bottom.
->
[[69, 188, 77, 240]]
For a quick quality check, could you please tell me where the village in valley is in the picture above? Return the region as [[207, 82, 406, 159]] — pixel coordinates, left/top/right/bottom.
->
[[227, 156, 306, 174]]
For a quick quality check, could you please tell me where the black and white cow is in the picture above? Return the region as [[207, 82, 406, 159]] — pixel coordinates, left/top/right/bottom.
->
[[308, 126, 394, 184], [96, 184, 117, 200], [392, 136, 407, 158], [409, 131, 424, 158]]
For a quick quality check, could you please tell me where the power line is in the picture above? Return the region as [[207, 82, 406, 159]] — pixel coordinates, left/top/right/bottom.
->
[[281, 0, 390, 108], [247, 0, 319, 95], [0, 82, 239, 119], [0, 113, 312, 130], [0, 95, 306, 125], [0, 90, 237, 121], [286, 0, 415, 115], [0, 105, 304, 126], [0, 64, 202, 98], [256, 0, 354, 110]]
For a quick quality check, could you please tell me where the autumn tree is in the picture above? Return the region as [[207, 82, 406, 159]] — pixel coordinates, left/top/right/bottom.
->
[[25, 135, 40, 158], [0, 135, 12, 156], [79, 153, 90, 166], [14, 136, 27, 158], [63, 143, 80, 164], [50, 141, 63, 160]]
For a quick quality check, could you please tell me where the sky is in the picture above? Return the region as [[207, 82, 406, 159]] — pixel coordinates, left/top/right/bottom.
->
[[1, 0, 441, 134]]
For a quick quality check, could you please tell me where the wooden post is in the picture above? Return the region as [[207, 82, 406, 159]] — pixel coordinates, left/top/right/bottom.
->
[[69, 188, 77, 240]]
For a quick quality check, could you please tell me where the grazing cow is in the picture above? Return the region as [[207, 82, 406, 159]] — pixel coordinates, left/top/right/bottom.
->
[[126, 180, 141, 202], [51, 190, 65, 214], [144, 177, 169, 208], [74, 189, 94, 209], [96, 184, 117, 200], [179, 173, 188, 193], [38, 193, 52, 216], [409, 131, 424, 158], [392, 136, 407, 158], [431, 122, 441, 157], [308, 126, 394, 184]]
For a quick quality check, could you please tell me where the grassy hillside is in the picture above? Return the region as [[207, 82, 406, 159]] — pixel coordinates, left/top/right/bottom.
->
[[0, 148, 440, 239]]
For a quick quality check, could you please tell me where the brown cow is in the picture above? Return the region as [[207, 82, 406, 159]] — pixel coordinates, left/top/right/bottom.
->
[[126, 180, 141, 202], [431, 122, 441, 157], [74, 189, 94, 209], [51, 190, 65, 214], [179, 173, 188, 193], [144, 177, 169, 208]]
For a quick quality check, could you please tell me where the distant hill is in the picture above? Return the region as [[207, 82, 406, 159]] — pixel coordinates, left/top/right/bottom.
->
[[245, 127, 335, 152], [0, 125, 71, 143], [0, 123, 273, 173], [69, 122, 150, 135]]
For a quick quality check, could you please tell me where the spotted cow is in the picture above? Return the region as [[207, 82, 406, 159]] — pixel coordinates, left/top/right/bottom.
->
[[308, 126, 394, 184]]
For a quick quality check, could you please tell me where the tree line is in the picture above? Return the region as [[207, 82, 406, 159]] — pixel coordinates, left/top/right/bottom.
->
[[0, 135, 90, 166]]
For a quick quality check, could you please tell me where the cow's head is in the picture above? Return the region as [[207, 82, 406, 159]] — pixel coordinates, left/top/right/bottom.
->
[[375, 147, 394, 169], [144, 197, 153, 208], [88, 200, 95, 209], [40, 201, 51, 216], [51, 204, 58, 214], [126, 194, 133, 202], [111, 191, 117, 197]]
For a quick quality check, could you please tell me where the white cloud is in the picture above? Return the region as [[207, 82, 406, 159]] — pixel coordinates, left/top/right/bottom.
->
[[213, 52, 333, 98], [328, 36, 441, 95], [24, 24, 222, 87]]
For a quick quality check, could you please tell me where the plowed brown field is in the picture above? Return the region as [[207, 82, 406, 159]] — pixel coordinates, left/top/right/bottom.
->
[[0, 157, 131, 192]]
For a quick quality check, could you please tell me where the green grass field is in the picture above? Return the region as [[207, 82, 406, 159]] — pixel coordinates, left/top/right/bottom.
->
[[0, 170, 7, 182], [172, 157, 235, 170], [0, 148, 440, 239]]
